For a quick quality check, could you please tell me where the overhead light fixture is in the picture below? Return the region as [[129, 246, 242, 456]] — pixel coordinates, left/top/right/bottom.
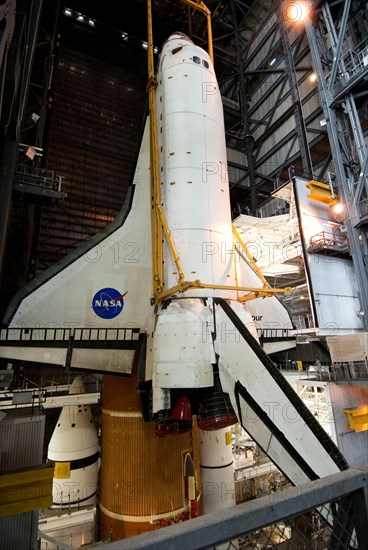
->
[[142, 41, 148, 50], [309, 72, 317, 83], [283, 1, 309, 24], [88, 19, 95, 26], [320, 119, 326, 126], [64, 8, 72, 16], [154, 46, 158, 54], [331, 202, 344, 215], [77, 14, 84, 21], [269, 58, 276, 66], [329, 201, 345, 223], [121, 32, 128, 40]]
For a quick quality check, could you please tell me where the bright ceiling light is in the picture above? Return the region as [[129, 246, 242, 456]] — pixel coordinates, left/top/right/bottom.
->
[[88, 19, 95, 26], [332, 202, 344, 215], [77, 14, 84, 21], [283, 2, 309, 24], [64, 8, 72, 16], [309, 72, 317, 82]]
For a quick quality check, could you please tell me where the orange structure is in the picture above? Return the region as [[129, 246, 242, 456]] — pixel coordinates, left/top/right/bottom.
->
[[99, 366, 200, 540]]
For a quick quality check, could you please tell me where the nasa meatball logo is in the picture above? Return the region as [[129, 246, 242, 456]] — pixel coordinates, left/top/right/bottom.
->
[[92, 288, 127, 319]]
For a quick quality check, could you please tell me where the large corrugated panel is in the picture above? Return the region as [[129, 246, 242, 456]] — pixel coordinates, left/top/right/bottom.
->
[[0, 511, 38, 550], [295, 177, 364, 331], [36, 18, 147, 272], [0, 414, 45, 470], [0, 414, 45, 550]]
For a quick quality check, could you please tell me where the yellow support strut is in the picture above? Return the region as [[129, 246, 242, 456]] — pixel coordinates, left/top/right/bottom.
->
[[157, 205, 185, 283], [232, 225, 270, 289], [156, 280, 292, 304], [147, 0, 163, 297]]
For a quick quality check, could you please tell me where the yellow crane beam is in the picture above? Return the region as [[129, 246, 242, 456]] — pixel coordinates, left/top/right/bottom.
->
[[0, 465, 53, 517], [343, 405, 368, 433]]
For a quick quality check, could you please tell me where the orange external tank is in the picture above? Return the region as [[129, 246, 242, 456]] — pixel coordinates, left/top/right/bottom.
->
[[99, 368, 200, 541]]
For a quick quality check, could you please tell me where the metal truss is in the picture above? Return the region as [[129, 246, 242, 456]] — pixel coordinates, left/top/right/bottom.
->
[[305, 0, 368, 326], [208, 0, 367, 324], [217, 2, 333, 212]]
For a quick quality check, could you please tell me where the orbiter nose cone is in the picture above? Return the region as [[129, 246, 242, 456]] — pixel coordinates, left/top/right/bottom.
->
[[163, 32, 194, 46]]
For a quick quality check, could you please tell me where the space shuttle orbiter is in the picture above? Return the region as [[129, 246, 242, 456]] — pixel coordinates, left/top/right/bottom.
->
[[1, 32, 348, 488]]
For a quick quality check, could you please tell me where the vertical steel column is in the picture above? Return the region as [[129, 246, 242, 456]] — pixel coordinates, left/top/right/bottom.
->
[[0, 140, 18, 279], [0, 0, 43, 280], [323, 2, 367, 170], [304, 4, 368, 327], [277, 5, 313, 179], [230, 0, 257, 214]]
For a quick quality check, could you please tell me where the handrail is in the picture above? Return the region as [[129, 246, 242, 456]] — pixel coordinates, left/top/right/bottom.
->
[[94, 465, 368, 550]]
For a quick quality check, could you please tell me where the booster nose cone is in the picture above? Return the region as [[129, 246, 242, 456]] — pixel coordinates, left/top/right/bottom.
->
[[48, 376, 99, 507], [48, 376, 98, 461]]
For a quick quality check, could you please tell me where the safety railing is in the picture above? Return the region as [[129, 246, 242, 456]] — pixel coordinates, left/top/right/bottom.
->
[[94, 465, 368, 549], [333, 38, 368, 98], [341, 39, 368, 78], [15, 165, 65, 193], [307, 231, 349, 255], [329, 361, 368, 382]]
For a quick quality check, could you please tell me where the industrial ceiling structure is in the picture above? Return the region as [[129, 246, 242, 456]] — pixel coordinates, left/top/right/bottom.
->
[[0, 2, 368, 550]]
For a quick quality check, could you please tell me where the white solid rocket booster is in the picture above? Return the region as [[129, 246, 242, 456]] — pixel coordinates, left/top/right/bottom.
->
[[48, 376, 99, 507]]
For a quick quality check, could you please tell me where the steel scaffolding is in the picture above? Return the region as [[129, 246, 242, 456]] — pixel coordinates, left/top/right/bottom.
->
[[305, 1, 368, 327]]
